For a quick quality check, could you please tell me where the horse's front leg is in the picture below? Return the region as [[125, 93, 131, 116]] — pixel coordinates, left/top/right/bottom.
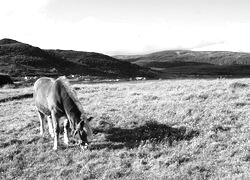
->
[[37, 111, 45, 136], [51, 110, 59, 150], [63, 118, 70, 145]]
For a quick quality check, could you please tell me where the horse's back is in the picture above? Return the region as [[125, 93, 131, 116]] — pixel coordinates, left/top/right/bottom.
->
[[34, 77, 55, 115]]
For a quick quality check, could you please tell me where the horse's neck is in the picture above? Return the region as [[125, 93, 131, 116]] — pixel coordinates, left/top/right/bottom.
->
[[61, 87, 81, 128]]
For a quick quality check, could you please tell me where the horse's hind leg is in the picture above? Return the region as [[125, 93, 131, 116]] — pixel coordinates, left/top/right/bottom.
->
[[51, 110, 60, 150], [47, 116, 54, 138], [63, 118, 70, 145], [37, 111, 45, 136]]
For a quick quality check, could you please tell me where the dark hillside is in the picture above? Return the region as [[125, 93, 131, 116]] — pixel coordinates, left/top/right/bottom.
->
[[0, 39, 157, 78], [0, 38, 20, 45], [0, 39, 96, 76], [115, 50, 250, 66], [115, 50, 250, 78], [47, 49, 157, 78]]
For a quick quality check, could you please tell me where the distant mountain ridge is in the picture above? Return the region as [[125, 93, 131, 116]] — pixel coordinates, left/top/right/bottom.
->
[[115, 50, 250, 66], [2, 38, 250, 79], [115, 50, 250, 78], [0, 38, 157, 78]]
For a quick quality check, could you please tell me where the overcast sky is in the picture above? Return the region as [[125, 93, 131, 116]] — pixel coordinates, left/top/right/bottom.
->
[[1, 0, 250, 55]]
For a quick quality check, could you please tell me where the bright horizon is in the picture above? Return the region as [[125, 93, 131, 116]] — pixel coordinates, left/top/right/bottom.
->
[[1, 0, 250, 55]]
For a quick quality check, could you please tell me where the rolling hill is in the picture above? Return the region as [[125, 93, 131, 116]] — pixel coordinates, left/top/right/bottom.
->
[[0, 38, 157, 78], [115, 50, 250, 78], [3, 38, 250, 79]]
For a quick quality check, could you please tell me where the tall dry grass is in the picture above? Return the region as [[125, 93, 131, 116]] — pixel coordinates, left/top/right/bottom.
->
[[1, 79, 250, 179]]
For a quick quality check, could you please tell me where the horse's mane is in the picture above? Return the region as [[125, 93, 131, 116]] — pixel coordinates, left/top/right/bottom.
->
[[55, 76, 93, 139], [56, 76, 84, 114]]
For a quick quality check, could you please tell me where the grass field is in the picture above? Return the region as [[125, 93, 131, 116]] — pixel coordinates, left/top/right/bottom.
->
[[1, 79, 250, 179]]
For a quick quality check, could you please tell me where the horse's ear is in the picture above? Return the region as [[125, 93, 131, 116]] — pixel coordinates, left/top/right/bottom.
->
[[87, 117, 93, 122]]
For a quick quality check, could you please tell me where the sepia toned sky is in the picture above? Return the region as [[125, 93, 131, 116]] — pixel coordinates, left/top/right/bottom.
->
[[1, 0, 250, 55]]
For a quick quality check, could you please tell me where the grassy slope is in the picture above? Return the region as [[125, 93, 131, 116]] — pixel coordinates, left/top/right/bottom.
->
[[47, 50, 157, 78], [0, 40, 95, 77], [115, 50, 250, 78], [1, 79, 250, 179], [0, 38, 157, 78], [115, 50, 250, 65]]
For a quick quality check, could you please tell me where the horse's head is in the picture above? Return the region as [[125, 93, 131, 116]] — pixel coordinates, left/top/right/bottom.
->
[[73, 115, 94, 150]]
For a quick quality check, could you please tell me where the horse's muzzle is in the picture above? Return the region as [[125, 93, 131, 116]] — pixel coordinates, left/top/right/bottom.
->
[[80, 142, 89, 150]]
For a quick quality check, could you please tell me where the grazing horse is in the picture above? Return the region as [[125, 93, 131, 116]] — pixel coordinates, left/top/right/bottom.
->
[[34, 76, 93, 150]]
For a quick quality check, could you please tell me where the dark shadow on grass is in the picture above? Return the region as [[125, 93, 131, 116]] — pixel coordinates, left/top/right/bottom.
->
[[90, 121, 199, 150], [0, 93, 33, 103]]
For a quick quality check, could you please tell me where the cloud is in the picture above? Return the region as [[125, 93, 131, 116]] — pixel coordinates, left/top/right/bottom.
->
[[191, 40, 225, 50], [194, 22, 250, 52], [1, 0, 250, 55], [0, 0, 50, 43]]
